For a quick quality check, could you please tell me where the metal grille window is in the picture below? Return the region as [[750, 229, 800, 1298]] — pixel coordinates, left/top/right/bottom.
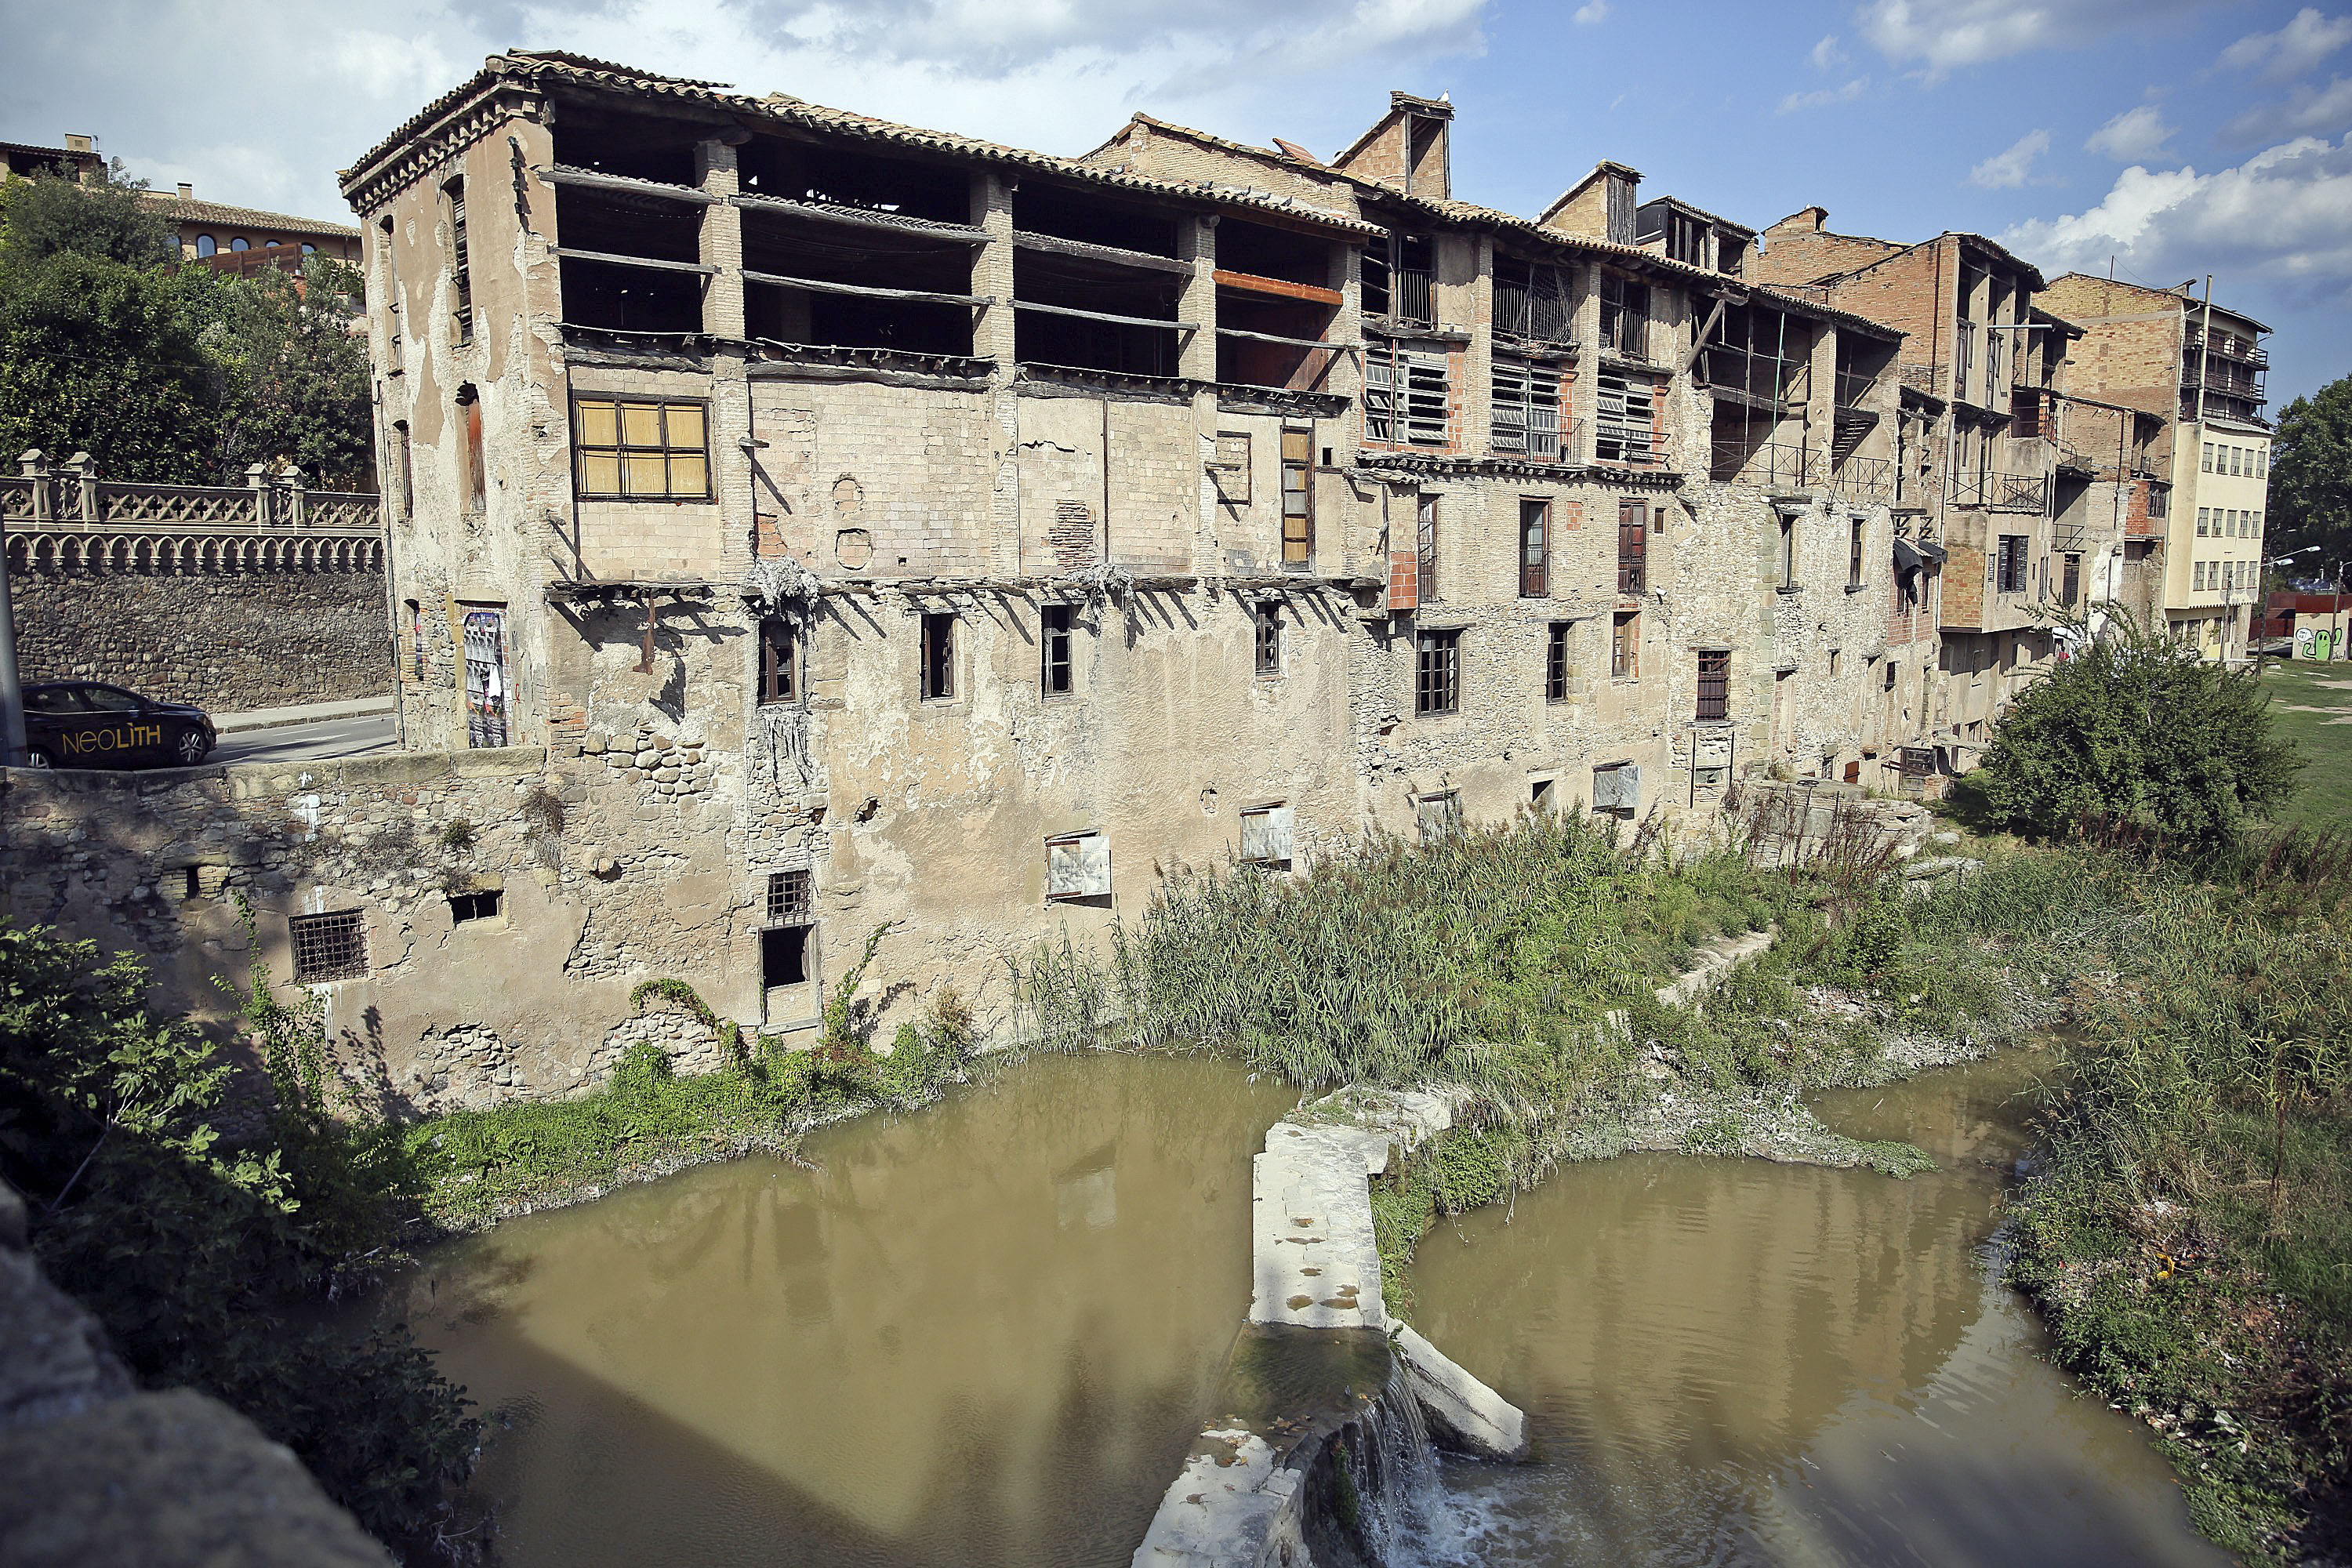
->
[[767, 868, 813, 924], [1595, 371, 1656, 465], [920, 612, 956, 700], [1415, 629, 1461, 716], [760, 618, 798, 705], [1996, 535, 2027, 593], [1612, 611, 1639, 679], [1493, 255, 1573, 343], [1365, 346, 1449, 447], [574, 397, 711, 499], [1519, 499, 1550, 597], [1617, 499, 1648, 594], [1280, 426, 1314, 566], [1254, 601, 1282, 676], [1599, 274, 1648, 358], [1491, 359, 1562, 459], [289, 910, 368, 982], [1042, 604, 1074, 695], [1697, 649, 1730, 720], [1546, 622, 1571, 702], [1416, 493, 1439, 604]]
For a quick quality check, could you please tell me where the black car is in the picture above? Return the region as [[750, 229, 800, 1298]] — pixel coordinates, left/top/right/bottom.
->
[[21, 682, 216, 769]]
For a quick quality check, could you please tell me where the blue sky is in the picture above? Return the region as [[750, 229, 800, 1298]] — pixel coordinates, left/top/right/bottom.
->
[[5, 0, 2346, 404]]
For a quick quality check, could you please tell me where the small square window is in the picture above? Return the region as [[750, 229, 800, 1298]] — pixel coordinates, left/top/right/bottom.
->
[[1042, 604, 1074, 695], [920, 613, 956, 701], [1530, 777, 1557, 814], [448, 889, 502, 925], [289, 909, 368, 982], [1047, 831, 1112, 902], [767, 868, 813, 924], [1240, 804, 1296, 868]]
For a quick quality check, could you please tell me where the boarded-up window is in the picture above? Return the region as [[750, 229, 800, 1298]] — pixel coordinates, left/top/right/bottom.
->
[[1595, 370, 1656, 465], [1592, 762, 1639, 818], [573, 397, 711, 499], [1281, 426, 1314, 566], [1416, 791, 1463, 842], [1491, 359, 1562, 459], [1240, 804, 1296, 867], [1212, 431, 1251, 503], [1697, 648, 1730, 720], [1047, 831, 1112, 902], [1365, 347, 1449, 446], [1617, 499, 1647, 594], [1612, 610, 1639, 679]]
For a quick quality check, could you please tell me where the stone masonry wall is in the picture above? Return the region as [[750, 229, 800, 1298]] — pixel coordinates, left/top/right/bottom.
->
[[14, 566, 390, 713]]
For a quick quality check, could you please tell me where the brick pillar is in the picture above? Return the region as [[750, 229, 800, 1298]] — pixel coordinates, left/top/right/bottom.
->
[[1464, 234, 1494, 459], [60, 452, 96, 524], [972, 172, 1015, 371], [1178, 215, 1217, 383], [697, 136, 746, 340]]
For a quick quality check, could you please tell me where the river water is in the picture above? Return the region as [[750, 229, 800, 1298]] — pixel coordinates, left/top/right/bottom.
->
[[383, 1047, 2228, 1568]]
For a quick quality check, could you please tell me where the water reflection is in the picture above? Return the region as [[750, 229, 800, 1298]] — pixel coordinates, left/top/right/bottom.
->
[[383, 1054, 1293, 1568], [1409, 1051, 2232, 1567]]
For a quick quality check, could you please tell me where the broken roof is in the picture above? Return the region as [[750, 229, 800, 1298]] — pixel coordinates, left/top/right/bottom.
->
[[341, 53, 1379, 234]]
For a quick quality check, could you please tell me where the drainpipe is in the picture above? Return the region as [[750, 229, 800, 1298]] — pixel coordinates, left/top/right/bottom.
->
[[0, 501, 22, 768]]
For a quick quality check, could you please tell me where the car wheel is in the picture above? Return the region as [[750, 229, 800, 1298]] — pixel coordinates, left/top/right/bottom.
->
[[24, 746, 55, 769], [173, 727, 212, 765]]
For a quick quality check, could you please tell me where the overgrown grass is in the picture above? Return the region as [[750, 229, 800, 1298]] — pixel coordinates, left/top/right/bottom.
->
[[2258, 659, 2352, 830]]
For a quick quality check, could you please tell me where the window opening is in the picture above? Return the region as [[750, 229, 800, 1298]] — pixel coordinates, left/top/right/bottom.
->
[[1416, 791, 1463, 841], [448, 889, 502, 924], [1040, 603, 1076, 695], [1240, 804, 1296, 868], [1492, 255, 1572, 344], [1519, 498, 1550, 597], [1415, 628, 1461, 715], [1047, 831, 1112, 902], [1546, 622, 1571, 702], [290, 910, 368, 982], [1364, 344, 1449, 446], [1360, 233, 1434, 326], [574, 397, 710, 499], [1491, 358, 1563, 459], [760, 618, 799, 704], [443, 177, 470, 344], [920, 613, 956, 700], [1697, 648, 1730, 720], [1612, 610, 1639, 678], [456, 385, 485, 512], [462, 607, 508, 749], [1849, 517, 1865, 589], [1598, 274, 1648, 358], [1777, 515, 1797, 589], [1595, 370, 1656, 465], [1415, 493, 1439, 604], [1996, 535, 2027, 594], [1618, 499, 1648, 594], [1592, 762, 1638, 818], [1280, 426, 1315, 566], [1254, 601, 1282, 676]]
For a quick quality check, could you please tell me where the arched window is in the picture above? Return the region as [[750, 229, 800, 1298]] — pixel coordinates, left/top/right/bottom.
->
[[301, 243, 316, 256], [230, 237, 249, 252], [196, 234, 216, 257]]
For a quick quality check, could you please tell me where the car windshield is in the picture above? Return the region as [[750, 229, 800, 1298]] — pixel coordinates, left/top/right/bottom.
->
[[25, 688, 87, 713], [78, 686, 142, 712]]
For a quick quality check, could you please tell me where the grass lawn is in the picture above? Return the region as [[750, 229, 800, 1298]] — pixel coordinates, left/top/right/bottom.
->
[[2259, 659, 2352, 828]]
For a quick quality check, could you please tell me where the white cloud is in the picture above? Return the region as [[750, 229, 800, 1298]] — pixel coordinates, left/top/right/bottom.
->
[[1777, 77, 1869, 113], [2217, 7, 2352, 81], [1969, 127, 2051, 187], [2087, 103, 2172, 160], [2002, 136, 2352, 298], [0, 0, 1493, 223], [2226, 74, 2352, 143], [1857, 0, 2209, 75], [1810, 31, 1844, 70], [1573, 1, 1608, 24]]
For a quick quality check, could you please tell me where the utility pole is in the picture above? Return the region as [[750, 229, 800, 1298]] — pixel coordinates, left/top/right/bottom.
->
[[0, 500, 24, 768]]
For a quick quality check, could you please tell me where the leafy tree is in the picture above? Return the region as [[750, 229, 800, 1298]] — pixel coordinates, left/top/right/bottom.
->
[[0, 920, 479, 1563], [1964, 613, 2301, 849], [0, 252, 221, 479], [0, 163, 174, 276], [2269, 372, 2352, 565], [177, 260, 374, 488]]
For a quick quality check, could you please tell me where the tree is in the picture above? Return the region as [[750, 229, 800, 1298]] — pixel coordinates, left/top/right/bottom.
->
[[2269, 372, 2352, 566], [176, 260, 374, 488], [0, 251, 221, 480], [0, 163, 174, 278], [1965, 612, 2300, 849]]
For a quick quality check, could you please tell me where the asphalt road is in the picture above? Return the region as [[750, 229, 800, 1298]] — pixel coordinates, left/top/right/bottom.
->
[[210, 714, 401, 768]]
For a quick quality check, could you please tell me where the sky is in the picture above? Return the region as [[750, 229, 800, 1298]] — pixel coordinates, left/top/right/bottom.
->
[[3, 0, 2347, 405]]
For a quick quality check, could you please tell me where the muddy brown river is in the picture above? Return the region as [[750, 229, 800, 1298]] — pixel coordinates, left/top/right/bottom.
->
[[383, 1047, 2230, 1567]]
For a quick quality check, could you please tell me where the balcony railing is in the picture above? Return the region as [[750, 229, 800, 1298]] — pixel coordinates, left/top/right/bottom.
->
[[2186, 328, 2268, 368], [1987, 472, 2048, 513], [1824, 452, 1896, 503], [1711, 439, 1819, 489], [1389, 268, 1434, 328], [1490, 416, 1583, 464]]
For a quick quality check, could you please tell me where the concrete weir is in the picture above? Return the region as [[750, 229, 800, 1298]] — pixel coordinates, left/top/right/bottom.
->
[[1133, 1089, 1528, 1568]]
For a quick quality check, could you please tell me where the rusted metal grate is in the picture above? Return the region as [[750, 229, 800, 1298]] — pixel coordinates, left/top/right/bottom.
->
[[767, 868, 813, 925], [289, 910, 368, 982]]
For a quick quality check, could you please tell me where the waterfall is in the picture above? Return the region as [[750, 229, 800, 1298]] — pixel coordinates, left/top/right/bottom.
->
[[1353, 1355, 1462, 1566]]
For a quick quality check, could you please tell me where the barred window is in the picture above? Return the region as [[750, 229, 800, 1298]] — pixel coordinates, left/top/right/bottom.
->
[[1595, 370, 1657, 465], [1490, 359, 1562, 459], [767, 868, 813, 924], [573, 397, 710, 499], [1366, 346, 1450, 446], [289, 910, 368, 982], [1697, 648, 1730, 721], [1415, 628, 1461, 716]]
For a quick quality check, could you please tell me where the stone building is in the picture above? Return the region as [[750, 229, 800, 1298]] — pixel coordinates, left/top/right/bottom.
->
[[1756, 212, 2077, 760], [271, 49, 1945, 1082], [143, 184, 363, 266], [2037, 274, 2273, 660]]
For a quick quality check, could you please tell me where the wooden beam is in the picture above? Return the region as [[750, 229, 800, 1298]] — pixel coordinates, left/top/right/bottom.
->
[[1683, 296, 1728, 373], [554, 248, 717, 277], [1213, 269, 1343, 307], [539, 165, 717, 205], [742, 269, 993, 308], [1215, 326, 1358, 352], [1012, 230, 1192, 276], [1012, 299, 1196, 334], [730, 192, 987, 243]]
